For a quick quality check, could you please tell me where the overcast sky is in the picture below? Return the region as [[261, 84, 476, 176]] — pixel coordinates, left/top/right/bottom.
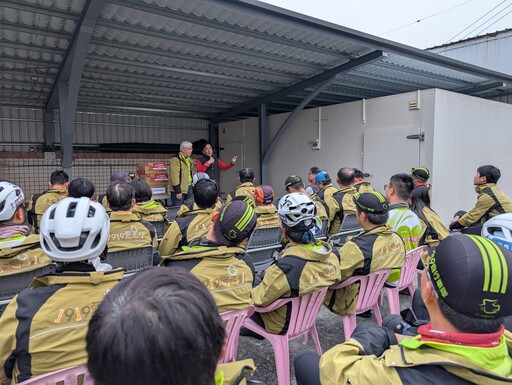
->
[[260, 0, 512, 49]]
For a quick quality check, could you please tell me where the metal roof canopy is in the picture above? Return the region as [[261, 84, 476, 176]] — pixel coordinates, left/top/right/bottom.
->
[[2, 0, 512, 177]]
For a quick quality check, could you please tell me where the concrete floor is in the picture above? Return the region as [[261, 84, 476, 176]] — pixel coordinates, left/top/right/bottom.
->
[[236, 293, 412, 385]]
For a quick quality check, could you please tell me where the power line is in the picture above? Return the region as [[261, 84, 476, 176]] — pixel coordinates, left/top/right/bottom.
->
[[447, 0, 508, 42], [459, 1, 512, 40], [473, 6, 512, 36], [381, 0, 475, 35]]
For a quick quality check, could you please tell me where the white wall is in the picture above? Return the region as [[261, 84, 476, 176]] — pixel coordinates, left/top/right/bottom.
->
[[220, 88, 512, 226], [432, 89, 512, 224]]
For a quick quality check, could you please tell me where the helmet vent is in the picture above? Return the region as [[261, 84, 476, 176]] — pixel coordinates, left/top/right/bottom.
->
[[88, 206, 96, 218], [66, 202, 77, 217], [49, 207, 56, 220]]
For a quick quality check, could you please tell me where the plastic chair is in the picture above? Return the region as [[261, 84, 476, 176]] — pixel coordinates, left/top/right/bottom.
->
[[330, 268, 391, 340], [327, 212, 362, 246], [0, 264, 57, 317], [21, 364, 92, 384], [152, 220, 166, 240], [105, 246, 153, 274], [243, 287, 328, 385], [380, 246, 428, 314], [166, 206, 180, 223], [219, 306, 255, 363], [245, 227, 283, 274], [316, 218, 329, 240]]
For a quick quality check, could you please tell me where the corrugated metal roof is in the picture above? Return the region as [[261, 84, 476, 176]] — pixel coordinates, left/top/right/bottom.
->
[[1, 0, 512, 121]]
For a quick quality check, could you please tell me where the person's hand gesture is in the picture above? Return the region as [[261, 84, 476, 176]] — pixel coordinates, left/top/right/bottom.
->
[[231, 155, 238, 164], [208, 156, 215, 166]]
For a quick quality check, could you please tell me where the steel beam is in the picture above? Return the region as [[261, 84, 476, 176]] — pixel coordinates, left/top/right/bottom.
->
[[459, 82, 505, 95], [212, 50, 385, 123], [258, 104, 268, 184], [43, 111, 54, 147]]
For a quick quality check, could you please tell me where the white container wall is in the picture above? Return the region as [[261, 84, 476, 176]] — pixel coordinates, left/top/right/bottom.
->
[[220, 89, 512, 225]]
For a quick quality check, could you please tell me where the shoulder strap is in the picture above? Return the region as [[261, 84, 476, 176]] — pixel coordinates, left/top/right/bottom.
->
[[482, 188, 506, 221]]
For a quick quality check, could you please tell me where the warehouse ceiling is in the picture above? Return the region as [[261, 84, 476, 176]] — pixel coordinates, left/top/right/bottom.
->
[[1, 0, 512, 122]]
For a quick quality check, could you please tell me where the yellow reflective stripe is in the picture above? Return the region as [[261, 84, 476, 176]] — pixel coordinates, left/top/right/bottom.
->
[[486, 238, 508, 294], [466, 235, 491, 292], [467, 235, 507, 294], [371, 191, 386, 202], [235, 205, 253, 231]]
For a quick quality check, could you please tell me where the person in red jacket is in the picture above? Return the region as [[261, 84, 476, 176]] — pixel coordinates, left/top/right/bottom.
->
[[196, 142, 238, 183]]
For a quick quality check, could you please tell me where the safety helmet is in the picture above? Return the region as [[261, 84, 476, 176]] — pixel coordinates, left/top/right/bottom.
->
[[482, 213, 512, 251], [40, 197, 110, 262], [278, 192, 317, 228], [254, 185, 275, 205], [0, 182, 25, 222]]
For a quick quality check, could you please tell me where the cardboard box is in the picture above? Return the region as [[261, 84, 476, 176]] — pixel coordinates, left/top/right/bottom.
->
[[142, 179, 168, 188], [139, 173, 169, 182], [137, 162, 168, 173]]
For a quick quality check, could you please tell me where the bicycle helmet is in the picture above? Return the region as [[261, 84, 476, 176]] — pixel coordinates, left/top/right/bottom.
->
[[482, 213, 512, 251], [254, 185, 275, 205], [0, 182, 24, 222], [278, 192, 317, 228], [40, 197, 110, 262]]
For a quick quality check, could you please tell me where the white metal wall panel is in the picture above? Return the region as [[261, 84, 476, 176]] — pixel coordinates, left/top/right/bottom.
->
[[52, 111, 208, 144], [0, 107, 44, 151], [432, 89, 512, 224], [430, 31, 512, 76]]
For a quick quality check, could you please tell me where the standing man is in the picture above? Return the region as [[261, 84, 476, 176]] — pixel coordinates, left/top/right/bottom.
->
[[196, 141, 238, 183], [170, 141, 194, 206], [450, 165, 512, 233], [27, 170, 69, 232]]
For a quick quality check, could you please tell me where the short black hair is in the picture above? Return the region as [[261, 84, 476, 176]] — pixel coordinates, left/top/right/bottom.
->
[[356, 206, 387, 225], [353, 168, 363, 179], [50, 170, 69, 185], [309, 166, 320, 174], [106, 181, 135, 211], [239, 168, 255, 183], [337, 167, 355, 186], [68, 178, 95, 199], [477, 165, 501, 184], [131, 179, 152, 203], [86, 267, 226, 385], [389, 173, 415, 202], [193, 179, 219, 209]]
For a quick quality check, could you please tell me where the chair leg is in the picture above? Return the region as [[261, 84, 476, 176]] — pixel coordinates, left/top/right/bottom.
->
[[407, 283, 415, 297], [342, 314, 356, 340], [309, 326, 323, 355], [373, 303, 383, 326], [387, 288, 400, 315], [268, 336, 291, 385]]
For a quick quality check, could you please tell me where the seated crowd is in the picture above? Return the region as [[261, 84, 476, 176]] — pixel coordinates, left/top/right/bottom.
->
[[0, 162, 512, 384]]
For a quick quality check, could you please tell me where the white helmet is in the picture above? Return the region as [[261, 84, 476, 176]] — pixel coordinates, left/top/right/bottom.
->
[[278, 192, 317, 228], [40, 197, 110, 262], [0, 182, 25, 222], [482, 213, 512, 251]]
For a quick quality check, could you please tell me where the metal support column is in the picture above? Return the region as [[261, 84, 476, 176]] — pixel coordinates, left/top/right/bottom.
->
[[58, 82, 73, 177], [43, 110, 54, 147], [258, 104, 267, 184]]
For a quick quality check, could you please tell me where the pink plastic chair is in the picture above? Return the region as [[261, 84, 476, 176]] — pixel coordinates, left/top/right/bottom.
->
[[330, 268, 391, 340], [243, 287, 328, 385], [380, 246, 428, 315], [219, 306, 255, 363], [21, 364, 92, 384]]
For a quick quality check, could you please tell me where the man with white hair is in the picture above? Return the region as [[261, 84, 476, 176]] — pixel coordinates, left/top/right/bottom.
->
[[169, 141, 194, 206]]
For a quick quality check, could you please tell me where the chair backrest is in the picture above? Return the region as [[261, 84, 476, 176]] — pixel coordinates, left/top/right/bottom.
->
[[167, 206, 180, 223], [0, 264, 57, 316], [21, 364, 93, 385], [265, 287, 328, 338], [397, 245, 428, 291], [316, 218, 329, 240], [219, 306, 254, 363], [153, 220, 166, 239], [328, 212, 362, 246], [105, 246, 153, 273], [245, 227, 283, 272], [331, 269, 391, 313]]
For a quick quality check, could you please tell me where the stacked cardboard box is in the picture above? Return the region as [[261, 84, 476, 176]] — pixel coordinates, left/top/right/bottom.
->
[[136, 162, 168, 195]]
